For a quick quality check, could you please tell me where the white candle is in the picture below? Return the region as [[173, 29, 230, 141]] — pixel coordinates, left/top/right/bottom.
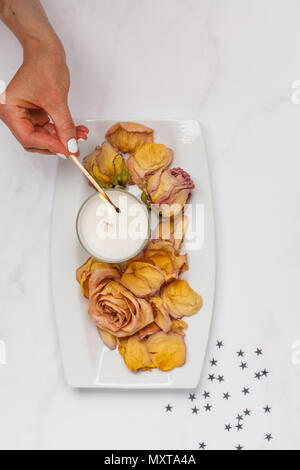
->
[[77, 190, 149, 263]]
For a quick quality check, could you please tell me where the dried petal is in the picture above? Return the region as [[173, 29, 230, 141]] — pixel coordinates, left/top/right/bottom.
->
[[118, 335, 153, 372], [121, 261, 165, 298], [147, 332, 186, 371], [97, 328, 117, 350], [144, 240, 188, 282], [161, 279, 203, 318], [171, 319, 188, 336], [150, 296, 172, 333], [105, 122, 154, 153], [138, 322, 161, 340], [128, 143, 173, 188], [152, 215, 188, 253]]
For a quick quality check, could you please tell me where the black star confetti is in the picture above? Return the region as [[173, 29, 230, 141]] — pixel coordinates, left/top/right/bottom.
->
[[216, 341, 224, 349], [265, 434, 273, 442], [237, 350, 245, 358], [208, 374, 215, 382], [204, 404, 212, 412], [255, 372, 262, 380], [242, 387, 250, 396], [255, 348, 263, 356], [188, 393, 196, 402], [225, 424, 232, 432], [236, 423, 243, 431], [210, 358, 218, 367], [264, 405, 271, 414], [217, 375, 225, 384], [236, 414, 244, 422], [239, 362, 248, 370], [235, 444, 244, 451], [165, 405, 173, 412], [261, 368, 269, 377], [191, 406, 199, 414], [202, 391, 210, 400], [199, 442, 207, 450], [223, 392, 231, 400], [244, 409, 251, 417]]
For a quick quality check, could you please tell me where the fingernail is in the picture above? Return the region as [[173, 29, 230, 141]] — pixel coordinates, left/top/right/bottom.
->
[[56, 153, 67, 159], [78, 138, 86, 142], [68, 138, 78, 154]]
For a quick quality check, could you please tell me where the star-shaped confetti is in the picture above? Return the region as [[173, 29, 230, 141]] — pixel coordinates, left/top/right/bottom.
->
[[242, 387, 250, 396], [264, 405, 271, 414], [216, 341, 224, 349], [261, 368, 269, 377], [265, 434, 273, 442], [217, 375, 225, 383], [191, 406, 199, 414], [188, 393, 196, 402], [255, 372, 262, 380], [244, 409, 251, 417], [208, 374, 215, 382], [237, 350, 245, 358], [255, 348, 263, 356], [210, 358, 218, 367], [165, 404, 173, 412], [239, 362, 248, 370], [225, 424, 232, 432], [199, 442, 207, 450], [236, 423, 243, 431], [235, 444, 244, 450], [236, 414, 244, 422], [202, 391, 210, 400], [223, 392, 231, 400], [204, 404, 212, 412]]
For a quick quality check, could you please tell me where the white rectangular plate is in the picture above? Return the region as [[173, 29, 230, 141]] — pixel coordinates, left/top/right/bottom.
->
[[51, 120, 216, 389]]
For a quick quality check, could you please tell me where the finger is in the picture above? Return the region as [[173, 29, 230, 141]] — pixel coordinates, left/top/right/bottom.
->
[[24, 147, 53, 155], [47, 101, 79, 156], [29, 109, 50, 127], [76, 125, 89, 134]]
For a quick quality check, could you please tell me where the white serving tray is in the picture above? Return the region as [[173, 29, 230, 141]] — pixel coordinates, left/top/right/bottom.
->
[[51, 120, 216, 389]]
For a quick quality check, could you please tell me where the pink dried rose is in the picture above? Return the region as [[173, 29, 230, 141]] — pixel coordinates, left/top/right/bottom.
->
[[146, 168, 195, 217], [88, 268, 154, 347]]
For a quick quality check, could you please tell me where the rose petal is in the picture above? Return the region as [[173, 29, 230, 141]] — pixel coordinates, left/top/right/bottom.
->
[[171, 319, 188, 336], [138, 322, 161, 340], [83, 143, 129, 187], [105, 122, 154, 153], [161, 279, 203, 318], [121, 261, 165, 298], [144, 240, 188, 282], [151, 215, 188, 253], [97, 328, 117, 350], [76, 257, 121, 298], [147, 332, 186, 371], [150, 296, 172, 333], [128, 143, 173, 188], [118, 335, 153, 372]]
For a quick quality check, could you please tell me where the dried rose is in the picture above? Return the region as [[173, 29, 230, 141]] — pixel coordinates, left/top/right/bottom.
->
[[127, 143, 173, 188], [147, 332, 186, 371], [161, 279, 203, 319], [144, 240, 188, 282], [76, 257, 121, 298], [88, 269, 154, 338], [151, 215, 188, 254], [146, 168, 195, 217], [105, 122, 154, 153], [118, 335, 153, 372], [83, 142, 129, 188], [121, 261, 165, 298]]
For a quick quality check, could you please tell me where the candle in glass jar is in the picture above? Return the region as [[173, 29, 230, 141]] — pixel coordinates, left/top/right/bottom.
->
[[76, 190, 149, 263]]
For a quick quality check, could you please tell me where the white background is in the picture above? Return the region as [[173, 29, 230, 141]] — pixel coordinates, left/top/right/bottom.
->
[[0, 0, 299, 450]]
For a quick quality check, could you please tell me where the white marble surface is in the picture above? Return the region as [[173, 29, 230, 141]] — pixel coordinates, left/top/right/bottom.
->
[[0, 0, 299, 450]]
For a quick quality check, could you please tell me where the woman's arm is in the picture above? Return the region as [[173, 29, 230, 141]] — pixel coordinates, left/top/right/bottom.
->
[[0, 0, 88, 157]]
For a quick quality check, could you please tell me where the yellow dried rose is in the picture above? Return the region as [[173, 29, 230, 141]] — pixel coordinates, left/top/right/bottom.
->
[[76, 257, 121, 298], [127, 143, 173, 188], [83, 142, 129, 188], [144, 240, 188, 282], [121, 261, 165, 298], [118, 335, 153, 372], [105, 122, 154, 153], [161, 279, 203, 318], [147, 332, 186, 371], [152, 215, 188, 254]]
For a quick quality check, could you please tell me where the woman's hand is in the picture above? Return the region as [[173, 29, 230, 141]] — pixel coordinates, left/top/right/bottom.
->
[[0, 37, 88, 157]]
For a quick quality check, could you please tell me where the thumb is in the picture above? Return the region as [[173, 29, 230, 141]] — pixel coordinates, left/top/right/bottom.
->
[[48, 102, 79, 157]]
